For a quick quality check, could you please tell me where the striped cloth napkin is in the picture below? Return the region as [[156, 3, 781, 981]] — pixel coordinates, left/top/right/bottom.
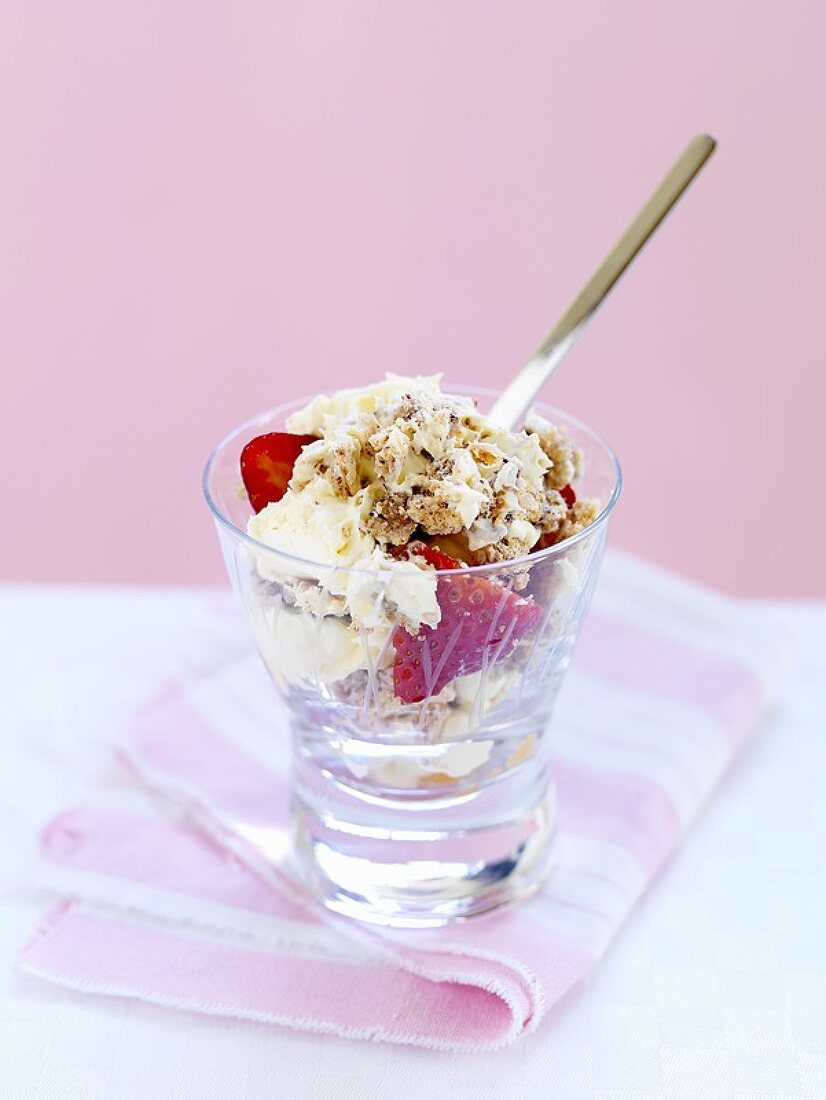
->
[[18, 553, 787, 1051]]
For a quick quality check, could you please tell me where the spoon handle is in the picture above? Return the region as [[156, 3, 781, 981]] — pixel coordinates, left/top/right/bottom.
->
[[488, 133, 717, 429]]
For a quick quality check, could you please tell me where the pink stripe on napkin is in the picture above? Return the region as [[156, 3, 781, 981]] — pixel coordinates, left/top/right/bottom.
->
[[22, 903, 520, 1049], [41, 809, 311, 924], [578, 612, 765, 743]]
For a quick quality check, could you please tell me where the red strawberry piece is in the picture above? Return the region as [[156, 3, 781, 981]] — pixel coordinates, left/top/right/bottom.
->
[[387, 541, 463, 569], [533, 531, 558, 552], [407, 541, 462, 572], [560, 484, 576, 508], [240, 432, 317, 513], [392, 553, 543, 704]]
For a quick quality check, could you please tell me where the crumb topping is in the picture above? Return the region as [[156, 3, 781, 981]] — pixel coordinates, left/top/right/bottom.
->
[[282, 380, 599, 565]]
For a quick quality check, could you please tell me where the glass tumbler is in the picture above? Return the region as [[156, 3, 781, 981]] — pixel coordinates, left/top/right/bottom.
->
[[204, 387, 621, 927]]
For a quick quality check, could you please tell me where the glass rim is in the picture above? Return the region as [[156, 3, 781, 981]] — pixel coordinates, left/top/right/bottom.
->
[[202, 383, 623, 578]]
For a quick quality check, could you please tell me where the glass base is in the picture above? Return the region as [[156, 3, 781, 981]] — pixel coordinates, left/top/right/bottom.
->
[[289, 761, 557, 928]]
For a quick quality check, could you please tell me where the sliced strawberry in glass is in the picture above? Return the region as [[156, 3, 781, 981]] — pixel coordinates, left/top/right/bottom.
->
[[533, 531, 558, 551], [407, 541, 463, 572], [240, 432, 317, 513], [392, 550, 543, 704]]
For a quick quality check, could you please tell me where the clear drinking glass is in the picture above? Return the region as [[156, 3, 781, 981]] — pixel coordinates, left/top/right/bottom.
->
[[204, 386, 621, 927]]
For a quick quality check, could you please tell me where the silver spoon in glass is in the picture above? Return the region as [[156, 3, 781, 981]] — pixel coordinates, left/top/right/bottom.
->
[[488, 133, 717, 429]]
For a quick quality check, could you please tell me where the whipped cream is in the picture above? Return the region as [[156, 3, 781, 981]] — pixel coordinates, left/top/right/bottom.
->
[[251, 598, 391, 687], [285, 374, 454, 437], [247, 477, 440, 632]]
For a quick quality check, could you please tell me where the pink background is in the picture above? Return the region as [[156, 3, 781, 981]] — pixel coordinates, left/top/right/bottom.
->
[[2, 3, 823, 596]]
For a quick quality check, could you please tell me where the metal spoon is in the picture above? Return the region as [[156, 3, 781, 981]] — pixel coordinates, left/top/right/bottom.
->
[[488, 133, 717, 429]]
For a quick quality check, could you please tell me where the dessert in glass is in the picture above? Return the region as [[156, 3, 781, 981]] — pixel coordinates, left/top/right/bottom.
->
[[204, 376, 621, 927]]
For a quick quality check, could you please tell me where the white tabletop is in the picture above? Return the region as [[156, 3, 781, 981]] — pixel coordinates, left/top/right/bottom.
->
[[1, 581, 825, 1100]]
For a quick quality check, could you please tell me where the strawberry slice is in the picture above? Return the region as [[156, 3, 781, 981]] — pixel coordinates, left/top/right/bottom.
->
[[533, 531, 558, 551], [240, 432, 317, 513], [407, 542, 462, 572], [392, 546, 543, 703], [559, 483, 576, 508]]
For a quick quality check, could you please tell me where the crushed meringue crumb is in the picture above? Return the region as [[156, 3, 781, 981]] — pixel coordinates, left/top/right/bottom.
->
[[282, 379, 599, 568]]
